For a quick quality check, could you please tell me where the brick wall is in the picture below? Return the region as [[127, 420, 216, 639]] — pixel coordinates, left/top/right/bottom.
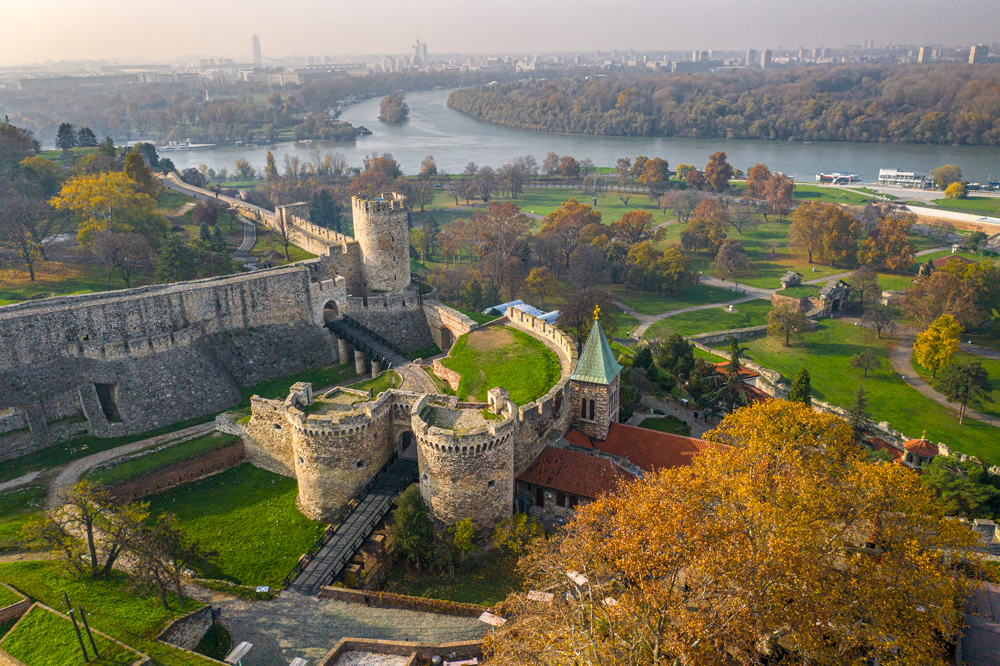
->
[[107, 442, 245, 502], [316, 587, 485, 617], [431, 360, 461, 391], [0, 584, 29, 624]]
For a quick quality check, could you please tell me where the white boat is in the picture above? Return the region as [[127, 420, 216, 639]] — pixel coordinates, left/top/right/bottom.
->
[[815, 172, 861, 185]]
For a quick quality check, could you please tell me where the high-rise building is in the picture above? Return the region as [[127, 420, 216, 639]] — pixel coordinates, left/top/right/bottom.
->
[[381, 55, 394, 73], [251, 34, 263, 66], [761, 49, 773, 70], [970, 44, 990, 64], [746, 49, 758, 67], [413, 39, 428, 63], [918, 46, 932, 64]]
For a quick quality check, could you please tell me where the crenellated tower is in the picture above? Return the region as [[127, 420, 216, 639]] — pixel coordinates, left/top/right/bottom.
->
[[351, 192, 409, 294]]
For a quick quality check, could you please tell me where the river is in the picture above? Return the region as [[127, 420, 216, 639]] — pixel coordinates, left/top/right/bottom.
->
[[164, 88, 1000, 183]]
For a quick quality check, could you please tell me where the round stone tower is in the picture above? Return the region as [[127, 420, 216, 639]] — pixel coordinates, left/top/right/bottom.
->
[[411, 396, 515, 530], [351, 192, 410, 294]]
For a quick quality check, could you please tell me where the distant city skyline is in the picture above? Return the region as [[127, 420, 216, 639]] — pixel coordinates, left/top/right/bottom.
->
[[1, 0, 997, 66]]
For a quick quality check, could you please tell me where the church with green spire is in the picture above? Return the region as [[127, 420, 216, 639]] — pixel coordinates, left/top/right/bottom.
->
[[568, 306, 624, 439]]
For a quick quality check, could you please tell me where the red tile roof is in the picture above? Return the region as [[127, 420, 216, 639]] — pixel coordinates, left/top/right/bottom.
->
[[867, 437, 904, 463], [931, 255, 974, 269], [904, 437, 939, 457], [518, 446, 635, 500], [598, 422, 714, 474], [564, 428, 595, 450], [713, 362, 760, 380]]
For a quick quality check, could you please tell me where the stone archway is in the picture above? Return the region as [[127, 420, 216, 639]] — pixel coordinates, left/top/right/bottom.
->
[[440, 327, 453, 350], [399, 430, 417, 460], [323, 300, 340, 321]]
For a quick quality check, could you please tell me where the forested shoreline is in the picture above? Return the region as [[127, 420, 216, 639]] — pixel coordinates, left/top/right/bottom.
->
[[447, 64, 1000, 145]]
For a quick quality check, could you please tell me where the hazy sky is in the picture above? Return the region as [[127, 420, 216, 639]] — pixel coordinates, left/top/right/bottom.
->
[[3, 0, 998, 65]]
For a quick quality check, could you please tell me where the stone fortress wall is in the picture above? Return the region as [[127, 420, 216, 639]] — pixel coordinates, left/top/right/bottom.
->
[[351, 194, 410, 294]]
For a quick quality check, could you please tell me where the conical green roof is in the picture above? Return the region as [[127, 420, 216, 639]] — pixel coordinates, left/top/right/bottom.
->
[[570, 321, 623, 385]]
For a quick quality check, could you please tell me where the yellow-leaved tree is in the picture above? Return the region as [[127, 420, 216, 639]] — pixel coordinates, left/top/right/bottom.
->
[[50, 171, 169, 246], [485, 401, 983, 666], [914, 313, 963, 378]]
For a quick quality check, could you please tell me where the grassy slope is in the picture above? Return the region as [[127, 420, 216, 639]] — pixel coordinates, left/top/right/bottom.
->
[[441, 327, 561, 405], [724, 320, 1000, 464], [645, 300, 773, 339], [0, 585, 20, 609], [0, 487, 46, 553], [932, 196, 1000, 215], [1, 605, 136, 666], [608, 282, 740, 315], [144, 464, 325, 587], [346, 370, 402, 397], [85, 432, 239, 486], [0, 560, 216, 666]]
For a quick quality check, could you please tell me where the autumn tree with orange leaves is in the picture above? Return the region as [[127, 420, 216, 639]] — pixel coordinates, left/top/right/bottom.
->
[[485, 401, 983, 666]]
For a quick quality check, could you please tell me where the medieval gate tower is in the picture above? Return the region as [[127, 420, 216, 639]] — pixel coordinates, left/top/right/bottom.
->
[[351, 193, 409, 294]]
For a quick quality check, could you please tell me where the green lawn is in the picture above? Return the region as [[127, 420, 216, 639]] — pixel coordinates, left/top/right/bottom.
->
[[441, 326, 562, 405], [0, 261, 156, 305], [1, 605, 138, 666], [609, 282, 740, 315], [932, 196, 1000, 216], [914, 249, 995, 267], [157, 190, 194, 212], [0, 486, 46, 554], [383, 554, 521, 606], [692, 347, 727, 362], [346, 370, 402, 397], [722, 320, 1000, 464], [440, 301, 497, 325], [777, 285, 821, 298], [912, 351, 1000, 419], [240, 363, 356, 406], [250, 222, 318, 265], [877, 273, 916, 292], [638, 415, 692, 436], [0, 560, 217, 666], [145, 464, 325, 587], [85, 432, 239, 486], [0, 584, 21, 609], [645, 299, 773, 340]]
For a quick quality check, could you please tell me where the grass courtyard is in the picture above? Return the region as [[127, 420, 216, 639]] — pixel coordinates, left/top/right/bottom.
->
[[912, 351, 1000, 419], [721, 320, 1000, 464], [144, 463, 325, 588], [440, 326, 562, 405], [645, 299, 773, 340], [383, 552, 521, 607], [0, 605, 138, 666], [609, 282, 740, 316], [0, 486, 46, 554], [0, 560, 217, 666], [638, 415, 693, 436]]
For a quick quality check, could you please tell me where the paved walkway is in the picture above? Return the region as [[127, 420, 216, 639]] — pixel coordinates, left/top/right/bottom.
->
[[46, 422, 217, 509], [889, 324, 999, 429], [800, 246, 950, 286], [185, 585, 485, 666], [0, 471, 41, 494], [234, 216, 258, 266]]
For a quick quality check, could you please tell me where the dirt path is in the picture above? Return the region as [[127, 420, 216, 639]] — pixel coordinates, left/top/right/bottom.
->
[[46, 422, 217, 509]]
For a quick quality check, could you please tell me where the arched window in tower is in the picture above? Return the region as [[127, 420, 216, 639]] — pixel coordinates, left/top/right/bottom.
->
[[589, 399, 595, 421], [581, 397, 587, 418]]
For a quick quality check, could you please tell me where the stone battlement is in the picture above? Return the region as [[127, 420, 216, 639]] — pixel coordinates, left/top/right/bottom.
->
[[351, 192, 407, 214]]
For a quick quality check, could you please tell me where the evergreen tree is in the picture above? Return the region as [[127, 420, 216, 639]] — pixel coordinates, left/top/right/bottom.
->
[[483, 282, 501, 312], [846, 385, 872, 441], [654, 334, 695, 380], [56, 122, 77, 151], [632, 346, 653, 370], [464, 278, 484, 311], [211, 226, 227, 253], [788, 368, 812, 405], [97, 136, 117, 157], [199, 222, 211, 243], [391, 484, 435, 571], [77, 126, 98, 148], [155, 236, 199, 283]]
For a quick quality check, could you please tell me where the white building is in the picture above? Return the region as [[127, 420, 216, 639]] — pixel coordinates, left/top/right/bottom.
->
[[878, 169, 933, 188]]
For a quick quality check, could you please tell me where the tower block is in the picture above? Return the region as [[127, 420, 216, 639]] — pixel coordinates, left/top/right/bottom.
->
[[351, 192, 409, 294]]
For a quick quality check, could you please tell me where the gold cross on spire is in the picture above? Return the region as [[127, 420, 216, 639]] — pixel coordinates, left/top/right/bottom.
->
[[593, 304, 601, 321]]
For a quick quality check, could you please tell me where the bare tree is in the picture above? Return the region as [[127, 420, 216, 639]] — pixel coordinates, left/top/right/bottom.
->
[[474, 166, 497, 202], [863, 306, 898, 339], [727, 198, 761, 234], [92, 231, 154, 288], [0, 189, 54, 281], [582, 174, 603, 206]]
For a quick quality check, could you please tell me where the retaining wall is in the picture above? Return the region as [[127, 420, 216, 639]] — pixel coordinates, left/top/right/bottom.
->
[[317, 586, 485, 617], [318, 637, 483, 666], [106, 441, 245, 502], [689, 325, 770, 345], [0, 584, 29, 624], [155, 605, 214, 652]]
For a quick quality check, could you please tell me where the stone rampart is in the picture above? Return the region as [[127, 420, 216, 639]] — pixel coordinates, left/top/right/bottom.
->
[[688, 325, 770, 345], [107, 441, 245, 502], [345, 291, 434, 352], [0, 265, 339, 455], [316, 587, 485, 617], [503, 308, 578, 370], [422, 299, 478, 351], [0, 585, 28, 624], [351, 194, 410, 294], [431, 359, 461, 391]]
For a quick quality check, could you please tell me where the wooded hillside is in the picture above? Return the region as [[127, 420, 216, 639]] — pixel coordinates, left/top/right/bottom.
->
[[447, 64, 1000, 144]]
